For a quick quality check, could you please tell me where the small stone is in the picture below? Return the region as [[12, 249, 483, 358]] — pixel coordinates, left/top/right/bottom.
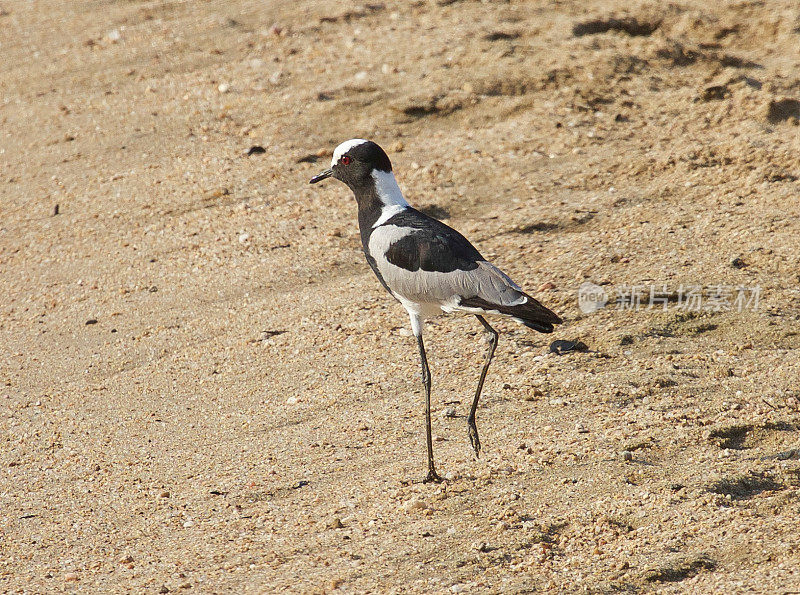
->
[[391, 141, 405, 152], [203, 187, 230, 199], [731, 257, 746, 269], [576, 423, 589, 433], [159, 587, 170, 594], [160, 491, 170, 498], [286, 396, 298, 405], [182, 520, 194, 528], [327, 517, 344, 529], [622, 450, 633, 461], [329, 579, 343, 590], [107, 29, 121, 42], [238, 233, 250, 244], [443, 407, 457, 418], [450, 584, 467, 593], [64, 572, 78, 582], [473, 541, 490, 552], [85, 319, 98, 325], [699, 84, 729, 102], [402, 498, 428, 512], [354, 71, 368, 81], [537, 281, 556, 291], [524, 388, 544, 402], [119, 555, 134, 564], [217, 83, 230, 93], [549, 340, 588, 355]]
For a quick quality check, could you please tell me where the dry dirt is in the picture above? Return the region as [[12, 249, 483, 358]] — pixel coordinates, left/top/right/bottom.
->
[[2, 0, 800, 593]]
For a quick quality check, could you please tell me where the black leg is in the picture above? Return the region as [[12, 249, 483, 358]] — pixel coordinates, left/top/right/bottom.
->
[[468, 315, 499, 457], [415, 332, 441, 483]]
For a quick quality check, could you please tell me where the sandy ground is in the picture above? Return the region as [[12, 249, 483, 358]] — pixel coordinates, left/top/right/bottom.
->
[[2, 0, 800, 592]]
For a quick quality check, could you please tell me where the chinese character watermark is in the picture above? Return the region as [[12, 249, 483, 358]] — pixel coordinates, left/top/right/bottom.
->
[[578, 283, 761, 314]]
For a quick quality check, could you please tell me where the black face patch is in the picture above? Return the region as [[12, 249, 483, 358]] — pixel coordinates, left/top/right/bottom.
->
[[384, 226, 481, 273]]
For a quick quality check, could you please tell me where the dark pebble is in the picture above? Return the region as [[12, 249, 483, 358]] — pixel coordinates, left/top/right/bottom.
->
[[549, 340, 588, 355], [246, 145, 266, 155]]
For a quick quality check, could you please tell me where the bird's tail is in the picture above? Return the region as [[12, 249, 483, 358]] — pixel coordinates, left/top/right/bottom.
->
[[458, 292, 562, 333]]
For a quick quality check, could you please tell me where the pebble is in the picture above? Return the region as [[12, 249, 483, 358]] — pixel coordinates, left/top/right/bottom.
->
[[450, 584, 467, 593], [64, 572, 78, 582], [286, 396, 298, 405], [217, 83, 230, 94], [622, 450, 633, 461], [731, 257, 747, 269], [402, 498, 428, 512], [328, 517, 344, 529], [238, 233, 250, 244], [443, 407, 457, 418], [182, 520, 194, 528]]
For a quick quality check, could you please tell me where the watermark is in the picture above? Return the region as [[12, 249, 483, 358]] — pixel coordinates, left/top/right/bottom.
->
[[578, 282, 760, 314]]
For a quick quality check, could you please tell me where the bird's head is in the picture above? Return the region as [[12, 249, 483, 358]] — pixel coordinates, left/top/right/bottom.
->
[[309, 139, 393, 191]]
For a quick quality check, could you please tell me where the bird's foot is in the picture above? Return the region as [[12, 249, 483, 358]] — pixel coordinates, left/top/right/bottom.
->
[[423, 469, 443, 483], [468, 420, 481, 458]]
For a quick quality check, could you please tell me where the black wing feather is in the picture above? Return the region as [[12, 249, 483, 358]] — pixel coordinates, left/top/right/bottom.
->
[[382, 208, 481, 273]]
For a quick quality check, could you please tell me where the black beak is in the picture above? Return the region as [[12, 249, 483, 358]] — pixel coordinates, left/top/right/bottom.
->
[[309, 168, 333, 184]]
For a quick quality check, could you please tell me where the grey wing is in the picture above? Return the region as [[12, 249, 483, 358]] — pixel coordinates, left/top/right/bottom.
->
[[367, 224, 561, 330], [367, 224, 524, 305]]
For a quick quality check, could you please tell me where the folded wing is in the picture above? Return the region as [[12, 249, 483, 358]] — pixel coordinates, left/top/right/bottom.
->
[[369, 212, 561, 333]]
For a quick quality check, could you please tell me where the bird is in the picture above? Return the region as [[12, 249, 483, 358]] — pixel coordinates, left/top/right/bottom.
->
[[310, 139, 561, 482]]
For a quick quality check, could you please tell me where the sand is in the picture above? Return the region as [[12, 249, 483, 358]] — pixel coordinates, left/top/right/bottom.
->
[[2, 0, 800, 592]]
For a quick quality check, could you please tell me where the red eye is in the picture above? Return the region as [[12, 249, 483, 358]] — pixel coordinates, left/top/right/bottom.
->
[[340, 156, 352, 165]]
